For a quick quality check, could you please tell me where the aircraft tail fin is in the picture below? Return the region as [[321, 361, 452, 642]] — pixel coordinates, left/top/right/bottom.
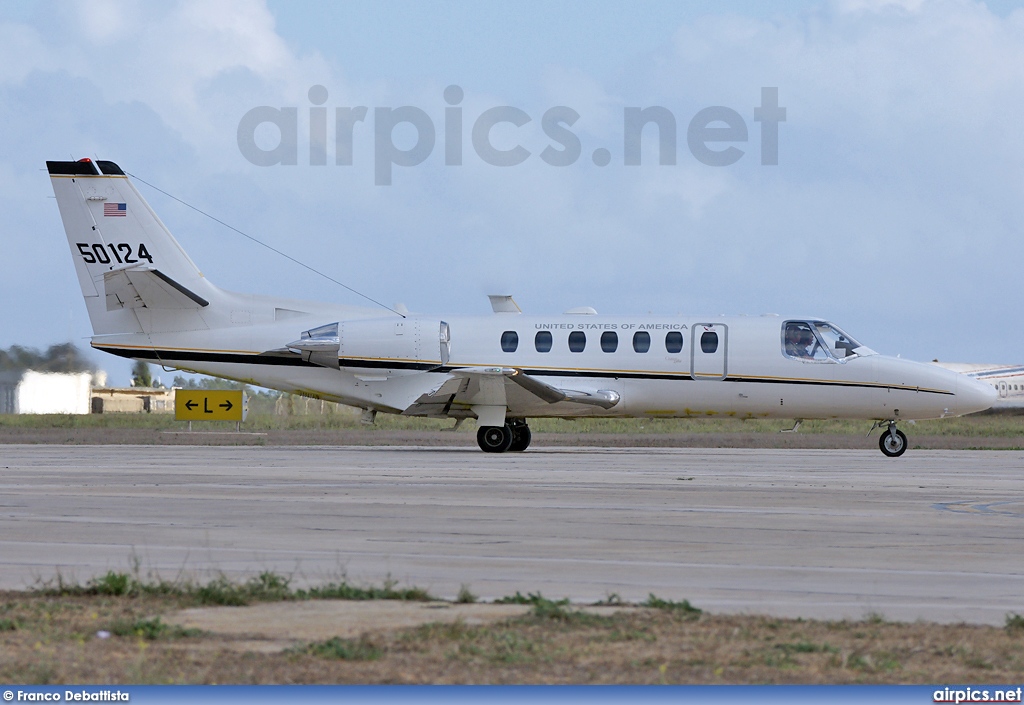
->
[[48, 159, 220, 336]]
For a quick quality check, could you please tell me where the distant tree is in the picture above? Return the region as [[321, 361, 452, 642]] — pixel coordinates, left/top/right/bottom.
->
[[131, 360, 153, 387], [0, 343, 95, 373], [38, 343, 95, 373], [171, 374, 280, 399], [172, 374, 248, 391]]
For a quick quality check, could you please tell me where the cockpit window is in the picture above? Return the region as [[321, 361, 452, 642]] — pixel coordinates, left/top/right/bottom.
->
[[812, 322, 870, 359], [783, 322, 828, 360], [782, 321, 874, 362]]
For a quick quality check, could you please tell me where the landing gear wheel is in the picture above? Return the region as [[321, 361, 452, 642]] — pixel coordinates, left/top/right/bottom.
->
[[508, 424, 532, 452], [478, 425, 513, 453], [879, 428, 908, 457]]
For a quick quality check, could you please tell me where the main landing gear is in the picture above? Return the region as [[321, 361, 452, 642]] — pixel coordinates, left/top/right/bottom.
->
[[878, 421, 908, 458], [477, 419, 532, 453]]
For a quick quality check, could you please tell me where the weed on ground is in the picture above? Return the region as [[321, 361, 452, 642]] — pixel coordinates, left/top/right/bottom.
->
[[5, 573, 1024, 684], [35, 570, 434, 608]]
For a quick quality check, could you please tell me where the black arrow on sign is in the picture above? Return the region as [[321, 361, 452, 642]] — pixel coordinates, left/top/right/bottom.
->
[[219, 400, 233, 411], [185, 400, 198, 411]]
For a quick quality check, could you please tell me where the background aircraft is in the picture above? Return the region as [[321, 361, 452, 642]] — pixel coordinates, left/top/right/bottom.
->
[[930, 362, 1024, 409]]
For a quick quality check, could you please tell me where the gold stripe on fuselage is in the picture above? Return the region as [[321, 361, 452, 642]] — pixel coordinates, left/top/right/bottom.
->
[[94, 343, 952, 395]]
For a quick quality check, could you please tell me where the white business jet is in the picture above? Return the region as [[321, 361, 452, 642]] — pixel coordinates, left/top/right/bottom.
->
[[48, 159, 996, 456], [929, 362, 1024, 409]]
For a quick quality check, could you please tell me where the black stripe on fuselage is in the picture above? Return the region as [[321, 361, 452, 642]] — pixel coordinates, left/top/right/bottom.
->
[[92, 345, 954, 395], [98, 345, 319, 367]]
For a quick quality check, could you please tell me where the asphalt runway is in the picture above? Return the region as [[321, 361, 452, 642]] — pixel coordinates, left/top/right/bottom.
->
[[2, 445, 1023, 625]]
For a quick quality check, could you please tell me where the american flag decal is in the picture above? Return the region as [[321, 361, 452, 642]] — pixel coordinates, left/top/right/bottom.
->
[[103, 202, 126, 217]]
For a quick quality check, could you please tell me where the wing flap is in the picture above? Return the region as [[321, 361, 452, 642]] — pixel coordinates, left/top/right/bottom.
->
[[403, 367, 620, 417]]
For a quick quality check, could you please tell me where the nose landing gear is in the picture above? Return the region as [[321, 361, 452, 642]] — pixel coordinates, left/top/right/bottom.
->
[[878, 421, 908, 457]]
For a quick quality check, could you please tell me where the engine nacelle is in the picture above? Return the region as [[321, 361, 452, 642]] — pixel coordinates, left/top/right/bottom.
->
[[340, 317, 424, 363], [289, 317, 450, 369]]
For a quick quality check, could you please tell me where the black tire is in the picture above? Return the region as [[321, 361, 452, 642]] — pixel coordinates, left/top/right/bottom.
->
[[879, 428, 908, 457], [478, 425, 513, 453], [508, 424, 532, 452]]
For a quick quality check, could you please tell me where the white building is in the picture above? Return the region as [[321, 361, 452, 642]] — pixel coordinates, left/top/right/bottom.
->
[[0, 370, 102, 414]]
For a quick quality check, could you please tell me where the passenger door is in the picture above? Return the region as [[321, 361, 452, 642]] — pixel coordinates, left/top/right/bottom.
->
[[691, 324, 728, 380]]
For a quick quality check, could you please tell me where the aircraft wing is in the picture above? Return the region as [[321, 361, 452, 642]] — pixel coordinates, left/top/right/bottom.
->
[[402, 367, 620, 417]]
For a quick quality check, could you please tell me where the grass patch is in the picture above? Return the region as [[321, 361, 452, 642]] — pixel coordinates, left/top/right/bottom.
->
[[494, 591, 561, 605], [298, 578, 432, 603], [456, 585, 477, 604], [3, 587, 1024, 684], [1006, 613, 1024, 634], [775, 641, 838, 654], [529, 597, 573, 621], [4, 410, 1022, 438], [35, 570, 433, 607], [642, 594, 702, 615], [300, 636, 382, 661], [108, 617, 201, 640], [91, 570, 133, 596], [492, 591, 617, 626]]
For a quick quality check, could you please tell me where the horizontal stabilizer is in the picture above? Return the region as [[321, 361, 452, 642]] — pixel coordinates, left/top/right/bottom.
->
[[104, 266, 209, 311]]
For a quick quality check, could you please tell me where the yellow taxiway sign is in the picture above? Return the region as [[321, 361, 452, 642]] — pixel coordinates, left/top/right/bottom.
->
[[175, 390, 247, 422]]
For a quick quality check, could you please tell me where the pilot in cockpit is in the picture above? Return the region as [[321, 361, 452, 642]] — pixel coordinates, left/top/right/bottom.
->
[[785, 324, 813, 359]]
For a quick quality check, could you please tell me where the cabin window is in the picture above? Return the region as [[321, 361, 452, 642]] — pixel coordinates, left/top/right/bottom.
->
[[535, 331, 552, 353], [500, 331, 519, 353], [665, 331, 683, 354], [568, 331, 586, 352], [633, 331, 651, 353], [601, 331, 618, 353], [700, 331, 719, 354]]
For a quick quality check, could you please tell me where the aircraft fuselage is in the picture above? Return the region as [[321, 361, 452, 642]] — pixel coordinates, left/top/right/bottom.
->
[[48, 158, 996, 456]]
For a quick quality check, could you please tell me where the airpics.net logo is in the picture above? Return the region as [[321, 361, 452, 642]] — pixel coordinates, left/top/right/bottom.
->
[[237, 85, 786, 185]]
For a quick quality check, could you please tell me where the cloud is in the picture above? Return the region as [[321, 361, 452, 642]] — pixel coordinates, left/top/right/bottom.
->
[[3, 1, 336, 161], [3, 0, 1024, 375], [0, 21, 54, 83]]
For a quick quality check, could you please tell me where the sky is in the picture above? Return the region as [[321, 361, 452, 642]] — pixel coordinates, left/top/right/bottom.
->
[[2, 0, 1024, 384]]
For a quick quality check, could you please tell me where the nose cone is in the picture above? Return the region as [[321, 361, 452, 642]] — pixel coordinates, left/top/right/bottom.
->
[[957, 374, 998, 415]]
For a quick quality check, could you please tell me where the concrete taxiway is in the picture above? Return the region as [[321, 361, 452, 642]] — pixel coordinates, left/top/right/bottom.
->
[[1, 445, 1022, 624]]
